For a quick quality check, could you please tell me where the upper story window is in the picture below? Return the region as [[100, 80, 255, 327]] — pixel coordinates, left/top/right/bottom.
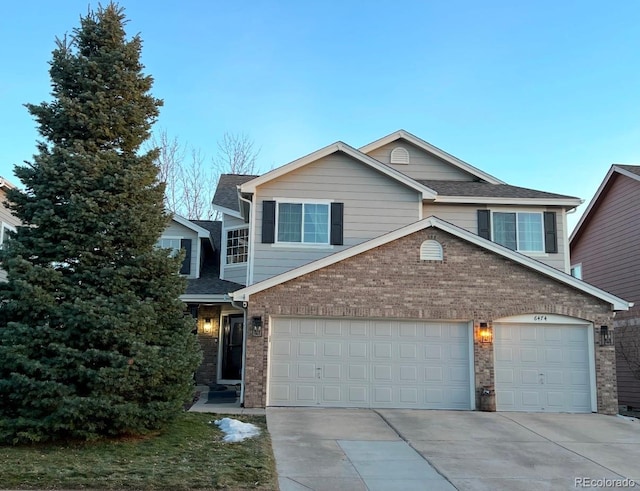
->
[[278, 202, 329, 244], [262, 200, 344, 246], [477, 210, 557, 254], [227, 227, 249, 264], [0, 223, 16, 249], [156, 237, 181, 257], [493, 212, 543, 252]]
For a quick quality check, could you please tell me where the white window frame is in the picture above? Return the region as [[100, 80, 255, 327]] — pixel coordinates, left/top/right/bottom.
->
[[0, 222, 16, 248], [156, 236, 182, 257], [491, 210, 546, 254], [274, 198, 332, 246], [225, 226, 249, 266]]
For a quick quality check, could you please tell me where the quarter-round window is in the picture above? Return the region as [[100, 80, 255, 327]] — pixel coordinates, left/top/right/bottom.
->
[[420, 240, 443, 261], [390, 146, 410, 164]]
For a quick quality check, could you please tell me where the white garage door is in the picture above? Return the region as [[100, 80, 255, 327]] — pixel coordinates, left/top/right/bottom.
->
[[268, 317, 472, 409], [495, 323, 593, 412]]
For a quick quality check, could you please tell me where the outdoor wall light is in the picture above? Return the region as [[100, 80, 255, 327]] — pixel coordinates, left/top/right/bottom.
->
[[478, 322, 493, 344], [252, 316, 263, 337], [203, 318, 212, 334], [600, 325, 613, 346]]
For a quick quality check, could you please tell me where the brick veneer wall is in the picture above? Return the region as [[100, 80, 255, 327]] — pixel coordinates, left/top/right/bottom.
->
[[244, 228, 617, 413], [194, 305, 221, 386]]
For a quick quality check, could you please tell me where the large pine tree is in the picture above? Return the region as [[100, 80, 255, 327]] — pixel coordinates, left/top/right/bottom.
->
[[0, 3, 201, 444]]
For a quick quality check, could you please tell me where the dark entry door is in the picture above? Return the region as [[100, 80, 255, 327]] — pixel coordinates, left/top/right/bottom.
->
[[221, 314, 243, 380]]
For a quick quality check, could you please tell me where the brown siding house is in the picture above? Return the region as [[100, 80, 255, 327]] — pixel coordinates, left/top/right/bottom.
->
[[570, 164, 640, 412]]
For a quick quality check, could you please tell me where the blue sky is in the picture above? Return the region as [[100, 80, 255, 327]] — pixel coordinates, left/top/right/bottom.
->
[[2, 1, 640, 231]]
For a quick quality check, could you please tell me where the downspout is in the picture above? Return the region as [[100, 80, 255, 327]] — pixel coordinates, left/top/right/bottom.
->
[[231, 297, 248, 407]]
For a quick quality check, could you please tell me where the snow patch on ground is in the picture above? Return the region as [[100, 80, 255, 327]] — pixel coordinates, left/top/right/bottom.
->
[[213, 418, 261, 442]]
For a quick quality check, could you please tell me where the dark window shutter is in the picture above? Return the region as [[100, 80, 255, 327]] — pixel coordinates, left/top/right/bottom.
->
[[477, 210, 491, 240], [330, 202, 344, 245], [180, 239, 192, 275], [262, 200, 276, 244], [544, 211, 558, 253]]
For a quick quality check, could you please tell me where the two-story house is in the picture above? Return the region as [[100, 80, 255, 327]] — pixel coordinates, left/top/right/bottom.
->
[[175, 130, 629, 413], [570, 165, 640, 413]]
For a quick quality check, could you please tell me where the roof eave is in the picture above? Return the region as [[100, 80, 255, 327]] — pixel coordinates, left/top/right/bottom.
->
[[180, 293, 234, 303], [239, 141, 437, 199], [172, 214, 210, 237], [435, 196, 584, 207], [571, 164, 640, 244], [233, 216, 630, 311]]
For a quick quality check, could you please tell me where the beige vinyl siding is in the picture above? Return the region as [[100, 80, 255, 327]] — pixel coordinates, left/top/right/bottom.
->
[[423, 202, 568, 271], [160, 220, 199, 278], [365, 141, 476, 181], [251, 152, 421, 283], [0, 189, 21, 282]]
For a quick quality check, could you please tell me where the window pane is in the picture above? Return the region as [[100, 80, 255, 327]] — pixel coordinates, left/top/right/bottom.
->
[[303, 204, 329, 243], [517, 213, 543, 252], [157, 238, 181, 256], [493, 213, 516, 250], [278, 203, 302, 242], [227, 228, 249, 264]]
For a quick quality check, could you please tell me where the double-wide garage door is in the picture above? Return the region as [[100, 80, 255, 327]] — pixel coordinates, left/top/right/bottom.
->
[[268, 317, 472, 409]]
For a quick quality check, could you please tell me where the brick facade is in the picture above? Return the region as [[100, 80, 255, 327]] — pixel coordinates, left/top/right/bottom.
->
[[194, 305, 221, 386], [244, 228, 617, 413]]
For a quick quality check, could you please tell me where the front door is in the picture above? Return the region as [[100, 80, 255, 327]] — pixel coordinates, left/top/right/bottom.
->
[[221, 314, 244, 381]]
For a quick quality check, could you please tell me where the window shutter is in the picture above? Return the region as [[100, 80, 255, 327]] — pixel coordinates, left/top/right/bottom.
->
[[477, 210, 491, 240], [330, 202, 344, 245], [544, 211, 557, 253], [180, 239, 192, 275], [262, 200, 276, 244]]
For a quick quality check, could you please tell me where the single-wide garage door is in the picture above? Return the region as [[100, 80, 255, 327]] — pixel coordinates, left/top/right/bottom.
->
[[495, 323, 592, 412], [268, 317, 472, 409]]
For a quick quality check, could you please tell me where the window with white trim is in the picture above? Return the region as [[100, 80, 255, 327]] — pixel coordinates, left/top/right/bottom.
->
[[226, 227, 249, 264], [492, 212, 544, 252], [156, 237, 181, 257], [0, 223, 16, 248], [277, 202, 329, 244]]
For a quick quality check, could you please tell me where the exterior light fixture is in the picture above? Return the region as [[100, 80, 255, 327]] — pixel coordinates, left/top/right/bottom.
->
[[203, 318, 212, 334], [600, 325, 613, 346], [252, 316, 263, 337], [479, 322, 493, 344]]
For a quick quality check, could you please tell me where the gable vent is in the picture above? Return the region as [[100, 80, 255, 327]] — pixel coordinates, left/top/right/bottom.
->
[[420, 240, 443, 261], [390, 146, 410, 164]]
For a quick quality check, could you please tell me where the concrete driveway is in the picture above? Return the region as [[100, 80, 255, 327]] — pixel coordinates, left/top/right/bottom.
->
[[267, 408, 640, 491]]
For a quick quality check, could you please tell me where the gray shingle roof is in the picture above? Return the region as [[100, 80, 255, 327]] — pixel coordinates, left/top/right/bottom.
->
[[616, 164, 640, 176], [418, 180, 580, 200], [212, 174, 259, 212], [183, 220, 244, 295]]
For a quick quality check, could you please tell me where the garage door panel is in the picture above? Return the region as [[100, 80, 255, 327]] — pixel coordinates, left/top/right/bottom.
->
[[299, 319, 317, 335], [269, 318, 471, 409], [495, 323, 592, 413]]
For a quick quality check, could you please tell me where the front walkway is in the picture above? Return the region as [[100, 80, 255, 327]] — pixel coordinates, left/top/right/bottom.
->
[[188, 385, 265, 415]]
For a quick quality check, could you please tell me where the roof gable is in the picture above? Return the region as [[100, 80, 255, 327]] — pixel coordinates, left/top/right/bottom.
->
[[212, 174, 259, 216], [232, 216, 629, 310], [238, 141, 437, 200], [570, 164, 640, 244], [359, 130, 505, 185]]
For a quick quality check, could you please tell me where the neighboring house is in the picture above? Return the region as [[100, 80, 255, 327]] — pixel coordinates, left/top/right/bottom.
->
[[570, 164, 640, 412], [0, 177, 21, 282], [180, 130, 630, 414]]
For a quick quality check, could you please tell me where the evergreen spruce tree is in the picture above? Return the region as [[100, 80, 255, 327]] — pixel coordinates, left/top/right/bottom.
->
[[0, 3, 201, 444]]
